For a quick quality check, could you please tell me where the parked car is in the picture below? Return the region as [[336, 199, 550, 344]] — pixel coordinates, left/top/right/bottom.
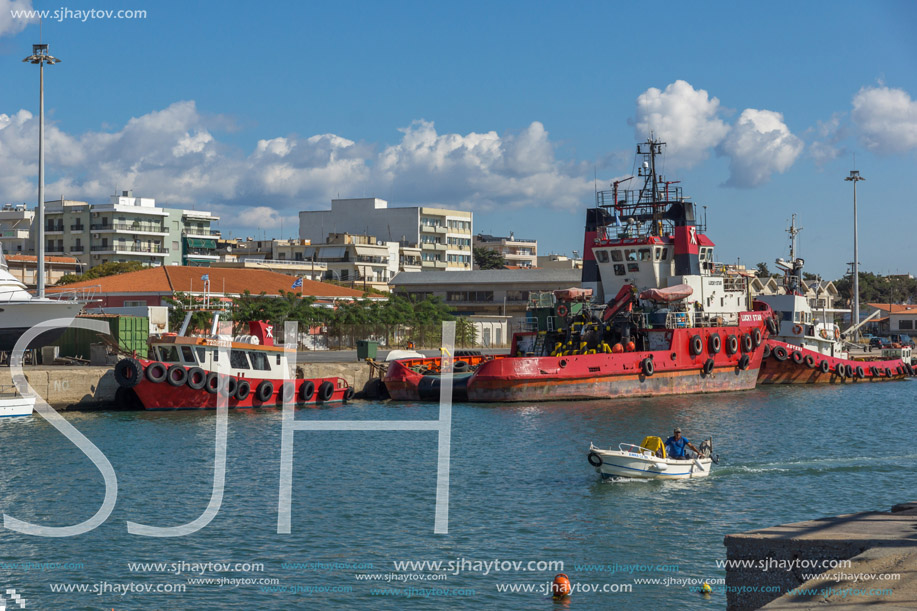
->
[[891, 334, 914, 348], [869, 337, 892, 349]]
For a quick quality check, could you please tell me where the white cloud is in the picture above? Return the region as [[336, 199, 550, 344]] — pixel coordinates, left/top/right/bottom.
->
[[807, 113, 846, 166], [0, 103, 596, 238], [0, 0, 34, 38], [633, 80, 730, 168], [851, 85, 917, 154], [718, 109, 803, 188]]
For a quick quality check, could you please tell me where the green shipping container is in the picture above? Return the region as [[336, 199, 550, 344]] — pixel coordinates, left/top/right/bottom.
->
[[52, 315, 149, 360]]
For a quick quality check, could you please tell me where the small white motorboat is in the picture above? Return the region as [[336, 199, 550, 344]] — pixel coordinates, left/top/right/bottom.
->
[[588, 436, 716, 480], [0, 385, 35, 418]]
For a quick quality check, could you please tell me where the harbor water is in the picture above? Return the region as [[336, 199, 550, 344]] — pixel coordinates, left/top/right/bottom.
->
[[0, 380, 914, 609]]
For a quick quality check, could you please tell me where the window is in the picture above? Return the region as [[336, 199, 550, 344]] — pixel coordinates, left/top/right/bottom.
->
[[611, 250, 623, 262], [180, 346, 196, 364], [661, 248, 668, 260], [614, 264, 625, 276], [625, 249, 637, 261], [249, 351, 270, 370], [124, 300, 146, 307], [505, 290, 529, 302], [639, 248, 651, 261], [654, 248, 662, 261], [900, 320, 914, 330], [596, 250, 609, 263], [627, 262, 639, 273], [195, 347, 207, 363], [158, 346, 179, 362], [230, 349, 250, 369]]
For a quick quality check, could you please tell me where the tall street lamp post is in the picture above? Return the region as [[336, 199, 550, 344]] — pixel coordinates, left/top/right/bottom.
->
[[23, 43, 61, 298], [845, 169, 865, 339]]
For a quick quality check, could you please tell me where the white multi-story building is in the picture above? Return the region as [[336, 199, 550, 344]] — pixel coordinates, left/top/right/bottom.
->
[[0, 204, 35, 256], [40, 192, 220, 268], [299, 198, 472, 271]]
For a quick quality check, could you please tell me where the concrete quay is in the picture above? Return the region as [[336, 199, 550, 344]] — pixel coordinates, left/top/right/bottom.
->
[[1, 361, 380, 410], [724, 502, 917, 610]]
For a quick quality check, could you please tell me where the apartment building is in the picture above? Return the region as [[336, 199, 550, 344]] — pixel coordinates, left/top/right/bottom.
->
[[299, 198, 472, 271], [475, 232, 537, 268], [0, 204, 34, 256], [42, 192, 220, 268]]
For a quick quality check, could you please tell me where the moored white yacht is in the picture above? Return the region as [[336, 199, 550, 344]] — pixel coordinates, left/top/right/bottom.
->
[[0, 247, 86, 351]]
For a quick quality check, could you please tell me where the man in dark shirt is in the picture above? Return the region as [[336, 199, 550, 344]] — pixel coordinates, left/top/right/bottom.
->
[[665, 427, 700, 460]]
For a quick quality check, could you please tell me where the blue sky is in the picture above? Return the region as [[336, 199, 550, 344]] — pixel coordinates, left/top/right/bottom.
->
[[1, 0, 916, 280]]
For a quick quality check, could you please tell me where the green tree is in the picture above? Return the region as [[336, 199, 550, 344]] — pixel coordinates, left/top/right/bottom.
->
[[755, 261, 770, 277], [56, 261, 145, 285], [473, 247, 506, 270]]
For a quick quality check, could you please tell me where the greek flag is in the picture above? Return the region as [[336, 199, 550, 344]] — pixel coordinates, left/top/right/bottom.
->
[[291, 276, 303, 289], [201, 274, 210, 281]]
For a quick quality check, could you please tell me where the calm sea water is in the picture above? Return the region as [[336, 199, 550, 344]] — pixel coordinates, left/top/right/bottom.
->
[[0, 380, 914, 610]]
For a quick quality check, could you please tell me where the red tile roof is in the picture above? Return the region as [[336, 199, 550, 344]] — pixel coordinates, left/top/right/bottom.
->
[[61, 266, 373, 299], [867, 303, 917, 314]]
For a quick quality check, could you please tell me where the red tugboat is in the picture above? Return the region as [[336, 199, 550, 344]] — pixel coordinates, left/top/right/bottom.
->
[[756, 216, 914, 384], [113, 318, 354, 410], [386, 138, 776, 402]]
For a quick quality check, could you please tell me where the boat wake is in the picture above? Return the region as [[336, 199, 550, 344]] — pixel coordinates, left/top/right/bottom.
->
[[714, 453, 917, 477]]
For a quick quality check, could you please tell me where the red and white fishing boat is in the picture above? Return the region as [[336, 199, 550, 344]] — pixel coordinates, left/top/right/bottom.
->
[[113, 318, 353, 410], [386, 138, 776, 402], [756, 216, 914, 384]]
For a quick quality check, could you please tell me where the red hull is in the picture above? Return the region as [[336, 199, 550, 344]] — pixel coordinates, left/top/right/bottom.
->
[[131, 360, 351, 410], [385, 322, 770, 403], [758, 340, 912, 384]]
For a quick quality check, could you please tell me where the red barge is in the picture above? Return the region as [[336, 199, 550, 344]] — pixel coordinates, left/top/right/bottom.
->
[[386, 138, 777, 402], [114, 319, 353, 410]]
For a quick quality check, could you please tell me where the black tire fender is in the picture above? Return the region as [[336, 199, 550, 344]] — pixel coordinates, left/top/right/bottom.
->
[[187, 367, 207, 390], [738, 354, 750, 370], [114, 358, 143, 388], [819, 360, 830, 374], [773, 346, 788, 361], [641, 357, 654, 376], [299, 380, 315, 402], [708, 334, 722, 354], [703, 358, 715, 375], [256, 381, 274, 402], [236, 380, 251, 401], [726, 335, 739, 355], [741, 334, 753, 353], [318, 381, 335, 401], [204, 372, 220, 394], [587, 451, 603, 467], [166, 365, 188, 387], [689, 335, 703, 356], [145, 362, 168, 384]]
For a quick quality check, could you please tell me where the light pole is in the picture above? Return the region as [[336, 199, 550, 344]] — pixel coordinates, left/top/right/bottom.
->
[[23, 43, 61, 298], [845, 169, 865, 339]]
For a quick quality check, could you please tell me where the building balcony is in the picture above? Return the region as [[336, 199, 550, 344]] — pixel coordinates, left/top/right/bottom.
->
[[421, 225, 447, 234], [70, 224, 86, 232], [91, 222, 168, 235], [46, 249, 65, 256], [91, 244, 168, 255], [182, 229, 221, 238], [69, 248, 85, 255], [45, 226, 64, 235], [0, 230, 31, 239]]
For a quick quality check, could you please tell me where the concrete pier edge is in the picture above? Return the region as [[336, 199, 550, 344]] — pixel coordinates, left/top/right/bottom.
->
[[724, 502, 917, 610]]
